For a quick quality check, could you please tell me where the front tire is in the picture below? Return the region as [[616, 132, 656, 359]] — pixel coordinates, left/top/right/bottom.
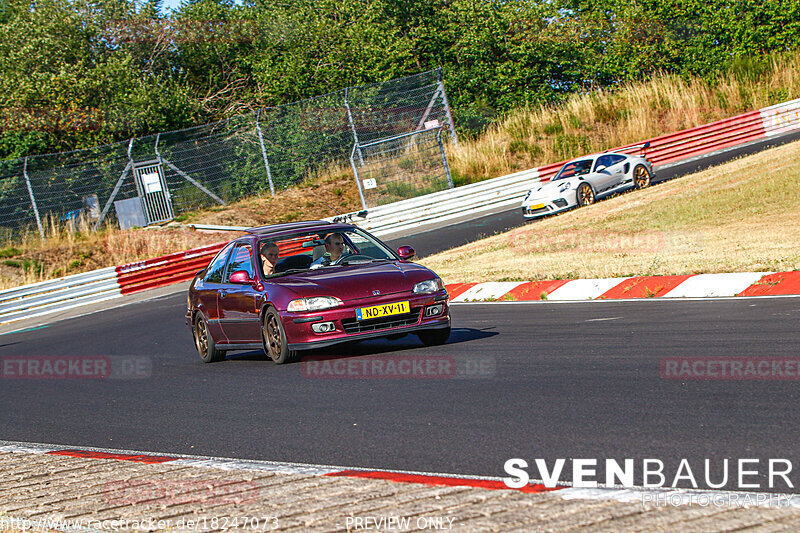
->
[[194, 313, 225, 363], [633, 165, 651, 189], [576, 182, 595, 207], [262, 308, 299, 364], [417, 327, 451, 347]]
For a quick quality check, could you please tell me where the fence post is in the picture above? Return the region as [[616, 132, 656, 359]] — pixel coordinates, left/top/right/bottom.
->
[[23, 157, 45, 240], [437, 130, 454, 189], [95, 139, 134, 230], [255, 110, 276, 196], [344, 87, 364, 165], [155, 134, 225, 206], [349, 144, 368, 210], [437, 69, 459, 147]]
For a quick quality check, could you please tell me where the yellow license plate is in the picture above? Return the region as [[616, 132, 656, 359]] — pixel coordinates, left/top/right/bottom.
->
[[528, 203, 545, 210], [356, 301, 410, 320]]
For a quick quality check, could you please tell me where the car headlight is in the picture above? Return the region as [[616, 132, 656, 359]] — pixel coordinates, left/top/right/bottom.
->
[[413, 278, 444, 294], [524, 190, 532, 201], [559, 181, 571, 193], [287, 296, 343, 312]]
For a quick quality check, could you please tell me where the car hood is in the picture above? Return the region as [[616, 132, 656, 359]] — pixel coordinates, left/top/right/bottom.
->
[[273, 261, 438, 302], [526, 180, 576, 200]]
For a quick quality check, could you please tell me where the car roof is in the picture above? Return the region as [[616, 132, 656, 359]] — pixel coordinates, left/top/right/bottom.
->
[[245, 220, 333, 235], [244, 220, 356, 239]]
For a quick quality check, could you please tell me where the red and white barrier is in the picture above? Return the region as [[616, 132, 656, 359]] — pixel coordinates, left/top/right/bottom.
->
[[115, 242, 227, 295]]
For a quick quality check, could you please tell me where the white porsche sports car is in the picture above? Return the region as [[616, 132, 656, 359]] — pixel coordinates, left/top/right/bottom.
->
[[521, 149, 655, 219]]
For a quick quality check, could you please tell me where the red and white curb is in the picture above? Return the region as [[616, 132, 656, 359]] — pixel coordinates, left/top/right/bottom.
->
[[446, 270, 800, 302], [3, 440, 799, 510]]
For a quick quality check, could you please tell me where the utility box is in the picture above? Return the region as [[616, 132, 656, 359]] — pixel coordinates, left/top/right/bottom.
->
[[114, 197, 147, 230]]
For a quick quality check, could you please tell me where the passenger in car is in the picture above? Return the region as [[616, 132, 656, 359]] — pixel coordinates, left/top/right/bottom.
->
[[260, 242, 280, 275]]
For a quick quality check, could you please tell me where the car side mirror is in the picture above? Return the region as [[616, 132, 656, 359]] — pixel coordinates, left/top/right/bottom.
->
[[596, 165, 607, 173], [397, 246, 416, 260], [229, 270, 254, 284]]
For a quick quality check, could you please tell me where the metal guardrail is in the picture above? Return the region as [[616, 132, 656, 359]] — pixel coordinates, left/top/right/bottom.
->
[[1, 97, 799, 324], [115, 242, 226, 295], [0, 267, 121, 324]]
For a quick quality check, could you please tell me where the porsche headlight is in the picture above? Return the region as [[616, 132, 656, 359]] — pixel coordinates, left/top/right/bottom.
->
[[559, 181, 572, 193], [413, 278, 444, 294], [287, 296, 342, 312]]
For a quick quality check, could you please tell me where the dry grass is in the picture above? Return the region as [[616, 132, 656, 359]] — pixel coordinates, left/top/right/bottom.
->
[[0, 217, 228, 290], [419, 140, 800, 283], [446, 51, 800, 184], [0, 165, 363, 290]]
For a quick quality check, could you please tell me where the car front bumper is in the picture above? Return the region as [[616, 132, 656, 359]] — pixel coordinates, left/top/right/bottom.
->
[[282, 290, 450, 351], [521, 197, 572, 219]]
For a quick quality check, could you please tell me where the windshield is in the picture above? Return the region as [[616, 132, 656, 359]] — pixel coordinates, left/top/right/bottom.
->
[[555, 159, 593, 180], [258, 227, 397, 277]]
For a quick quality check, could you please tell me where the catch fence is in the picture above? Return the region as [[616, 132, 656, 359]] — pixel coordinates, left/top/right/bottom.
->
[[0, 68, 457, 237]]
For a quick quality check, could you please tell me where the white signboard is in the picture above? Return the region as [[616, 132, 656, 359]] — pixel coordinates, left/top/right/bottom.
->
[[424, 119, 440, 130], [362, 178, 377, 190], [141, 172, 162, 194]]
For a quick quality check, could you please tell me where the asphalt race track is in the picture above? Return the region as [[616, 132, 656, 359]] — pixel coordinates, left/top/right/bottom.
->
[[2, 294, 800, 492]]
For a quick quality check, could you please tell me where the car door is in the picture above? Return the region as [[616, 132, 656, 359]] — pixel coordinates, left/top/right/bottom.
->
[[590, 154, 621, 192], [218, 241, 263, 344], [194, 243, 235, 344], [596, 154, 628, 191]]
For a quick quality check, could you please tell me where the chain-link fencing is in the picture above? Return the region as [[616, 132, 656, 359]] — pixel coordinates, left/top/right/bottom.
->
[[0, 68, 457, 237]]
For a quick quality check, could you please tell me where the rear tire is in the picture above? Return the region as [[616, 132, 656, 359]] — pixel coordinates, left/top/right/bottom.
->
[[633, 164, 651, 189], [194, 313, 225, 363], [262, 308, 299, 364], [417, 327, 451, 347]]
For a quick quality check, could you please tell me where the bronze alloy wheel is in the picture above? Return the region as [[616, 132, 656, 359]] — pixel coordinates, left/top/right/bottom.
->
[[195, 317, 208, 355], [194, 313, 225, 363], [264, 312, 282, 360], [577, 182, 595, 206], [262, 308, 298, 364], [634, 165, 651, 189]]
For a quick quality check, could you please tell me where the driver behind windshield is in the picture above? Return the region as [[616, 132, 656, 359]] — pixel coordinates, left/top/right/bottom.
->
[[311, 232, 347, 266]]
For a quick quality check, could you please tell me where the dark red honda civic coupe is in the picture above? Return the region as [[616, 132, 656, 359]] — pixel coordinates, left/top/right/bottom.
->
[[186, 220, 451, 364]]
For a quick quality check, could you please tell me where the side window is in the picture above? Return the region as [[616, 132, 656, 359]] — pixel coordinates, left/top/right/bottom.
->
[[608, 154, 626, 166], [224, 243, 255, 281], [204, 244, 234, 283], [594, 155, 614, 171]]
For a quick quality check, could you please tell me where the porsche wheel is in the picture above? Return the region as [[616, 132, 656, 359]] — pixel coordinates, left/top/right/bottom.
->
[[576, 182, 595, 207], [417, 327, 451, 347], [194, 313, 225, 363], [262, 308, 299, 364], [633, 165, 651, 189]]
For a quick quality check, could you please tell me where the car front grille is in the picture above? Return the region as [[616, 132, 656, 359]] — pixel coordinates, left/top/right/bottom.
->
[[553, 198, 568, 208], [342, 309, 422, 334]]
